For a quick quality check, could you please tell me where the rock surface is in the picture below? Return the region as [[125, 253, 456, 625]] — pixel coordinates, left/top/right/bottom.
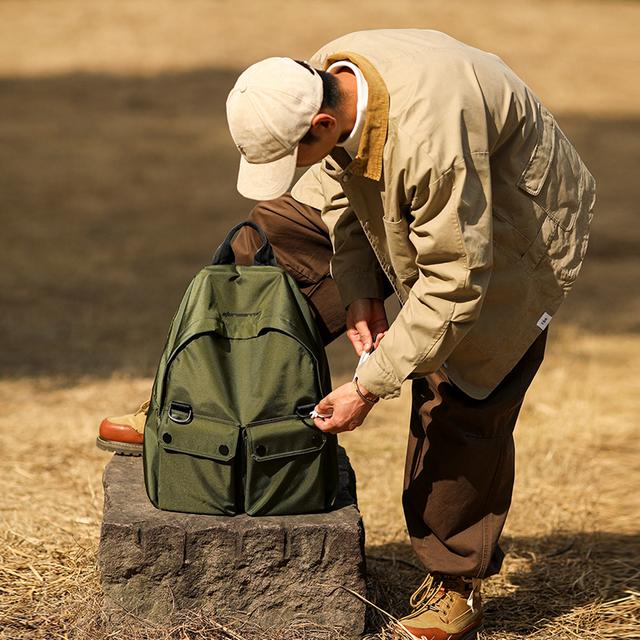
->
[[98, 449, 366, 637]]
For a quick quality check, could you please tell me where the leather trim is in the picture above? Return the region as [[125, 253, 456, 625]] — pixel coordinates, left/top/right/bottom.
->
[[99, 418, 144, 445]]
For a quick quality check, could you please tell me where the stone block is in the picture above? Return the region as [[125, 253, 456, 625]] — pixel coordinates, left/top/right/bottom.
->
[[98, 448, 366, 637]]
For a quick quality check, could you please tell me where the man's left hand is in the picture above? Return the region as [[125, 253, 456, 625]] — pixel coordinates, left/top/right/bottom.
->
[[312, 381, 376, 434]]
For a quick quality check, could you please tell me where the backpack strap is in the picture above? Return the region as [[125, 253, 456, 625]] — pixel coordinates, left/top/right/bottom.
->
[[211, 221, 277, 267]]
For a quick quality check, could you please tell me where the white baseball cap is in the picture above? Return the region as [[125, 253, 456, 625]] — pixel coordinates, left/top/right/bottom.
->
[[226, 57, 323, 200]]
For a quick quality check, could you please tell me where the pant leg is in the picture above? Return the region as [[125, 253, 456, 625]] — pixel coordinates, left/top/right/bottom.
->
[[403, 329, 548, 578], [231, 194, 347, 344]]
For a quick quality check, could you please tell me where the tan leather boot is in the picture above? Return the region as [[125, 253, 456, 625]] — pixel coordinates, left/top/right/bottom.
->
[[96, 400, 149, 456], [399, 573, 483, 640]]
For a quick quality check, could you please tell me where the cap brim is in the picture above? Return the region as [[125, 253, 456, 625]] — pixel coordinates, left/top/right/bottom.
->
[[236, 147, 298, 201]]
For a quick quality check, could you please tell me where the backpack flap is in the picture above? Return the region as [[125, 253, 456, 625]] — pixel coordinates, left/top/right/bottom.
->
[[156, 407, 241, 515], [246, 417, 326, 461], [244, 417, 330, 516], [159, 406, 239, 461]]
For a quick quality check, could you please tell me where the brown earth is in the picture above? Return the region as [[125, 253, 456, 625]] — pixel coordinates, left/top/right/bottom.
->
[[0, 1, 638, 639]]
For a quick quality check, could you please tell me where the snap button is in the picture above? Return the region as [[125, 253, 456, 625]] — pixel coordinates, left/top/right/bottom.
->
[[255, 444, 267, 457], [162, 433, 172, 444], [340, 174, 351, 183], [218, 444, 229, 456]]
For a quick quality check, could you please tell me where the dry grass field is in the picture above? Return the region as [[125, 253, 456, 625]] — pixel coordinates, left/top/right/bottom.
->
[[1, 1, 638, 638]]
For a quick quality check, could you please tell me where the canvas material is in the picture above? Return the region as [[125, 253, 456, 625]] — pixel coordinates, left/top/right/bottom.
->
[[143, 260, 337, 517]]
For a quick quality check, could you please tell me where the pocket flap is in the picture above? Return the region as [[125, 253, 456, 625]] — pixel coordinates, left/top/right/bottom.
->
[[517, 108, 556, 197], [246, 417, 326, 461], [160, 411, 239, 462]]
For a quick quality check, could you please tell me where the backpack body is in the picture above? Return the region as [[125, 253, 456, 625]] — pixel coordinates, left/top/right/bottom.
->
[[143, 223, 337, 516]]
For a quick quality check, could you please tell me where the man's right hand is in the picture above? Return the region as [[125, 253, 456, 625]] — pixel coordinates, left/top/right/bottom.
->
[[346, 298, 389, 355]]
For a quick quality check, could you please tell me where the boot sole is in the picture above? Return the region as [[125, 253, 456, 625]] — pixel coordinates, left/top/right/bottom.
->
[[96, 436, 143, 456], [402, 623, 484, 640]]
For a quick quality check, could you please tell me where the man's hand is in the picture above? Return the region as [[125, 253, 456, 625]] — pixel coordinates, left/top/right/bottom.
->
[[346, 298, 389, 356], [312, 381, 376, 434]]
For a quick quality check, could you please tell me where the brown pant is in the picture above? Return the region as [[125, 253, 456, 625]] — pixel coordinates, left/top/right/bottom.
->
[[233, 195, 546, 579]]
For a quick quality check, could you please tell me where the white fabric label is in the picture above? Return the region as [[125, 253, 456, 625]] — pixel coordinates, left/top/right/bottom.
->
[[537, 312, 553, 330], [353, 348, 372, 380]]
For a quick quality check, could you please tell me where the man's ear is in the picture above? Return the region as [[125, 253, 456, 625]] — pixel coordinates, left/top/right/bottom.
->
[[311, 112, 337, 132]]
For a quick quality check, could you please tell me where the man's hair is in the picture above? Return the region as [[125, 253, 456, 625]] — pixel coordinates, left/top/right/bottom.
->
[[294, 61, 341, 144], [317, 70, 342, 110]]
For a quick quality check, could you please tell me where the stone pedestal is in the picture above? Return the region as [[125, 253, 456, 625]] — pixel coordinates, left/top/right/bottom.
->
[[98, 449, 366, 637]]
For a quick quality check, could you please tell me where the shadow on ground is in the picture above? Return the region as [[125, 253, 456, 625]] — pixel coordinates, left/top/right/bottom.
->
[[1, 69, 638, 381], [365, 531, 639, 634]]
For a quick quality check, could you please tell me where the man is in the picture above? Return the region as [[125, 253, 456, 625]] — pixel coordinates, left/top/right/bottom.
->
[[99, 29, 595, 640], [224, 30, 595, 639]]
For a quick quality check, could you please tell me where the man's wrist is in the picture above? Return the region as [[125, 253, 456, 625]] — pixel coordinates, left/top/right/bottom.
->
[[353, 377, 379, 405]]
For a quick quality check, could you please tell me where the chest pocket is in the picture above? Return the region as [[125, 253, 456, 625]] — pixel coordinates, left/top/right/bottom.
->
[[517, 108, 580, 232]]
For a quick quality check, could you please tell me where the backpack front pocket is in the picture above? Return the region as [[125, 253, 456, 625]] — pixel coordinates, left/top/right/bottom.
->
[[244, 417, 330, 516], [157, 406, 240, 515]]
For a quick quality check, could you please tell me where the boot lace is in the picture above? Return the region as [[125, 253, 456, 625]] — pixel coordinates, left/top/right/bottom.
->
[[409, 573, 449, 615], [135, 400, 151, 415]]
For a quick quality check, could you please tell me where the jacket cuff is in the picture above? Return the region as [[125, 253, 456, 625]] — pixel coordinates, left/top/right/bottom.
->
[[355, 347, 403, 400]]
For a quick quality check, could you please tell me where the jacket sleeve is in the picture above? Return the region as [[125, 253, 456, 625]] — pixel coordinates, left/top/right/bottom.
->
[[291, 165, 387, 306], [356, 150, 494, 399]]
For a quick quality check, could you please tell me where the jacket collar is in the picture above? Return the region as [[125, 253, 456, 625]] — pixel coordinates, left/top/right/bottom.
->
[[323, 52, 389, 182]]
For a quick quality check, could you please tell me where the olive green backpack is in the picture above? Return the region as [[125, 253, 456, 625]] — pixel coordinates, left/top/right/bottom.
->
[[143, 222, 338, 516]]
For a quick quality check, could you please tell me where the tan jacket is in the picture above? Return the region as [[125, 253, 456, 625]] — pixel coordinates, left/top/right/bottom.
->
[[292, 29, 596, 400]]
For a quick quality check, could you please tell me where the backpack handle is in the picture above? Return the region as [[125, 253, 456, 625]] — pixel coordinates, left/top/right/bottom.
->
[[211, 221, 277, 267]]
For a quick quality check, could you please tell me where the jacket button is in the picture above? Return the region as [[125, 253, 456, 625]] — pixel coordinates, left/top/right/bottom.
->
[[218, 444, 229, 456], [255, 444, 267, 456], [162, 433, 172, 444], [341, 174, 351, 183]]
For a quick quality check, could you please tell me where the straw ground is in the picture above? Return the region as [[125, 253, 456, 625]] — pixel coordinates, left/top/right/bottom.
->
[[1, 1, 638, 638]]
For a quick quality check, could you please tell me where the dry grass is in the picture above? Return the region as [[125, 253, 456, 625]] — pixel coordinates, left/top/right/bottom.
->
[[1, 1, 639, 638], [1, 335, 638, 639]]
